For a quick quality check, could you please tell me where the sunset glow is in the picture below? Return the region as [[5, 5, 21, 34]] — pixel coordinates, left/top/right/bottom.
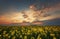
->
[[0, 0, 60, 25]]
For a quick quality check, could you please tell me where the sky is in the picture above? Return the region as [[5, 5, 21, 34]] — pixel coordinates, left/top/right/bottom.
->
[[0, 0, 60, 25]]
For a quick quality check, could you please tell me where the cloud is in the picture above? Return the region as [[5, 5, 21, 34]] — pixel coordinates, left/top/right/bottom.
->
[[0, 3, 60, 24]]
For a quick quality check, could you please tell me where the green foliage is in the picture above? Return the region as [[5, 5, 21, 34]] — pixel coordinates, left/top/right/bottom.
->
[[0, 26, 60, 39]]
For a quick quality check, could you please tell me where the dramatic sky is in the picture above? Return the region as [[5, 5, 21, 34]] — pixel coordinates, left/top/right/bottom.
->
[[0, 0, 60, 25]]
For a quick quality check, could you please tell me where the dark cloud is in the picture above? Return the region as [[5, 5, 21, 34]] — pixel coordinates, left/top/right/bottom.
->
[[43, 18, 60, 25], [0, 0, 60, 15]]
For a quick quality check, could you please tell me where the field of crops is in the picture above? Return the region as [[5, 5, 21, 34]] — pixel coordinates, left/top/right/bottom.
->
[[0, 26, 60, 39]]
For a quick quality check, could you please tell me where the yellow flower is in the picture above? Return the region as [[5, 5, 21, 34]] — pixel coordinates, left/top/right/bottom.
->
[[5, 34, 9, 37], [20, 35, 22, 38], [37, 34, 42, 39], [24, 36, 27, 39], [12, 36, 16, 39], [27, 30, 31, 35], [53, 37, 56, 39], [8, 36, 11, 38], [39, 28, 44, 32], [28, 30, 31, 33], [11, 31, 15, 36], [15, 29, 18, 32], [33, 28, 37, 32], [50, 33, 55, 36], [0, 35, 1, 37], [3, 31, 6, 34]]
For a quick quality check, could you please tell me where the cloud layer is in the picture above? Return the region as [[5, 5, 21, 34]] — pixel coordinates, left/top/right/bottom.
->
[[0, 3, 60, 24]]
